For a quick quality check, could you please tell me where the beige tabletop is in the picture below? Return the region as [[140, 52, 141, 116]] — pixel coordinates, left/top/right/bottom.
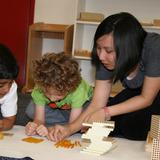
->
[[0, 125, 150, 160]]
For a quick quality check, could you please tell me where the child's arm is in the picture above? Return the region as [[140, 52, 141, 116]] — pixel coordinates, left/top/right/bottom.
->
[[25, 105, 45, 136], [0, 116, 16, 131], [69, 108, 82, 123], [47, 108, 83, 141], [34, 105, 45, 124]]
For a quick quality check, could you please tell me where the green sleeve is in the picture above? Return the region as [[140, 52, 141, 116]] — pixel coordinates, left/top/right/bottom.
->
[[31, 88, 49, 106], [70, 79, 93, 108]]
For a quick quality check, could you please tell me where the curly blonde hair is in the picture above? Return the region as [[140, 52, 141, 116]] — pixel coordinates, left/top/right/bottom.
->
[[33, 52, 82, 95]]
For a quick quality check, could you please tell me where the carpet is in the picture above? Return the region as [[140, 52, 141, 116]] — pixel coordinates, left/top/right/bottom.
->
[[15, 91, 32, 126]]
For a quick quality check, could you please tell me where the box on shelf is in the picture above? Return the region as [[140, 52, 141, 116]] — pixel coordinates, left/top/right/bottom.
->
[[79, 12, 104, 22], [140, 22, 153, 26], [74, 50, 91, 57], [153, 19, 160, 26]]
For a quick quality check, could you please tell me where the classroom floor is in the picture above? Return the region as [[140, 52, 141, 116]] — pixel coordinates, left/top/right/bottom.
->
[[15, 91, 32, 126]]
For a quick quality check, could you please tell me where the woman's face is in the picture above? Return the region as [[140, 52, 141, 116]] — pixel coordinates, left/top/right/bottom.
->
[[96, 33, 116, 70]]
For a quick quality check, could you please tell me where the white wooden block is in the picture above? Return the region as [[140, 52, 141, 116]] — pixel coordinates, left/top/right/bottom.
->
[[81, 121, 117, 156]]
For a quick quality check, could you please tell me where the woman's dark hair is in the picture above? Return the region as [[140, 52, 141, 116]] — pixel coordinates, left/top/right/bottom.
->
[[92, 12, 147, 82], [0, 44, 19, 79]]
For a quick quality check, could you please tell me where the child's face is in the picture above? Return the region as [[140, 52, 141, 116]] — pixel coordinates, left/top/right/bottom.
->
[[43, 87, 67, 102], [0, 79, 13, 98]]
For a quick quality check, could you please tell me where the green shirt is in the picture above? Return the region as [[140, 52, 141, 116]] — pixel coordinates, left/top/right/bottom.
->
[[31, 79, 93, 109]]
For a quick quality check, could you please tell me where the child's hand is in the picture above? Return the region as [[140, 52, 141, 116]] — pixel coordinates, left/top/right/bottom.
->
[[25, 122, 38, 136], [36, 124, 48, 137], [47, 124, 71, 142]]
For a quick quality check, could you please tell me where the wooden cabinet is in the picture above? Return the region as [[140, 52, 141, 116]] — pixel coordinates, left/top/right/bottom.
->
[[72, 0, 160, 60], [23, 23, 74, 92]]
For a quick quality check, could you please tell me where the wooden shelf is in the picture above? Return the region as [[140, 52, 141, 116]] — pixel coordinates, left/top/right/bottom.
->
[[76, 20, 101, 25], [73, 20, 160, 59], [23, 23, 74, 92], [76, 19, 160, 29], [72, 0, 160, 60]]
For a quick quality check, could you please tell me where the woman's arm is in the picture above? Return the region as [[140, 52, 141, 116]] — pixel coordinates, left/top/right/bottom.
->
[[108, 76, 160, 116], [69, 79, 112, 133]]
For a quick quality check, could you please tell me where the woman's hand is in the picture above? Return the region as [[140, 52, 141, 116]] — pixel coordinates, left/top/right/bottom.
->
[[47, 124, 72, 142], [83, 108, 107, 123]]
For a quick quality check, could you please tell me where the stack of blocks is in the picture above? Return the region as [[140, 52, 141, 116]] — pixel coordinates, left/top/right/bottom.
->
[[150, 115, 160, 160], [80, 121, 117, 156]]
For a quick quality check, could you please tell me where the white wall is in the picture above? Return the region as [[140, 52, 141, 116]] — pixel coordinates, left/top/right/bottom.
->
[[34, 0, 95, 84], [34, 0, 76, 54], [34, 0, 76, 24], [34, 0, 160, 84]]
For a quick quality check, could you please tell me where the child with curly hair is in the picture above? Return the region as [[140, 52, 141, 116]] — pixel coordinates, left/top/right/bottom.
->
[[25, 52, 93, 137]]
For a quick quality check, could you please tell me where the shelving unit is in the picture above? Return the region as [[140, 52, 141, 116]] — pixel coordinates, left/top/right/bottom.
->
[[72, 0, 160, 60], [72, 0, 160, 94], [23, 23, 74, 92]]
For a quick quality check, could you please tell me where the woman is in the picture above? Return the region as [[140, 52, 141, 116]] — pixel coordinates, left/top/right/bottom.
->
[[48, 12, 160, 141]]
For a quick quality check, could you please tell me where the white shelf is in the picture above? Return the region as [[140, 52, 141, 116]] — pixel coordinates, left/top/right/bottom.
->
[[74, 55, 91, 60], [76, 19, 160, 29], [143, 25, 160, 30], [76, 20, 100, 25], [72, 0, 160, 59]]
